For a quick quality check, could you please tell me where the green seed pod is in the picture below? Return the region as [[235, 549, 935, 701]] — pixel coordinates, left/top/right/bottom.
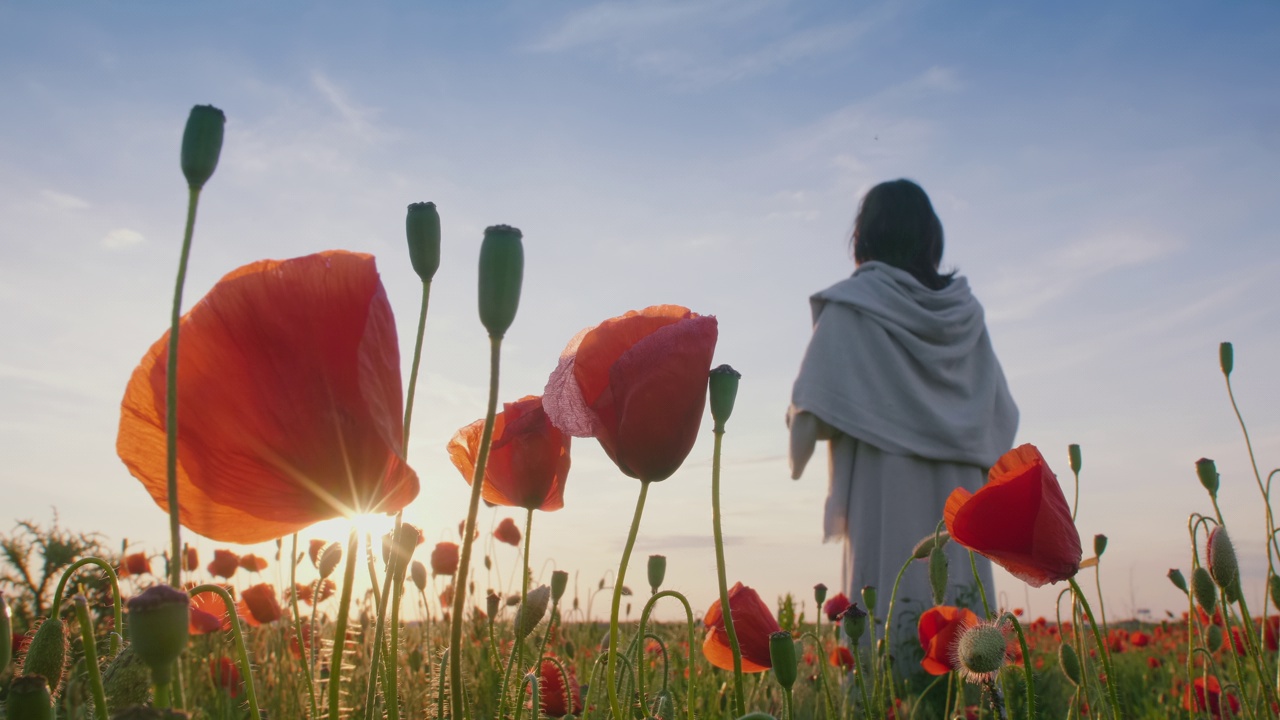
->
[[1269, 574, 1280, 611], [841, 603, 868, 645], [127, 585, 190, 685], [563, 639, 576, 659], [1058, 643, 1082, 687], [708, 364, 742, 433], [0, 589, 11, 670], [180, 105, 226, 190], [768, 630, 797, 690], [861, 585, 877, 615], [486, 591, 501, 620], [647, 555, 667, 594], [1093, 534, 1108, 558], [406, 202, 441, 283], [1195, 458, 1220, 498], [21, 617, 67, 697], [1219, 342, 1233, 377], [6, 674, 54, 720], [1206, 527, 1239, 594], [1191, 567, 1217, 615], [1068, 444, 1082, 475], [477, 224, 524, 338], [101, 645, 152, 714], [1206, 624, 1224, 652], [913, 531, 950, 560], [929, 545, 949, 605], [813, 583, 828, 608], [551, 570, 569, 603], [515, 585, 550, 640], [1167, 568, 1188, 594], [957, 622, 1007, 679]]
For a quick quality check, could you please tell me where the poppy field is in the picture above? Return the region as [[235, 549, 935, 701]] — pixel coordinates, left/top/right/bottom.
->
[[2, 105, 1279, 720]]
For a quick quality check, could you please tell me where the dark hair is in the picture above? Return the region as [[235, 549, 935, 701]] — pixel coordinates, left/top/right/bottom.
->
[[851, 179, 955, 290]]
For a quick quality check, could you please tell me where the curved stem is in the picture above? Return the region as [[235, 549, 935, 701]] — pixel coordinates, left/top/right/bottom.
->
[[188, 583, 262, 720], [51, 556, 123, 657], [710, 429, 746, 717], [638, 590, 696, 720], [327, 530, 361, 719], [1068, 578, 1120, 719], [800, 632, 838, 720], [73, 596, 108, 720], [968, 550, 992, 619], [608, 481, 651, 720], [450, 335, 504, 720], [165, 185, 201, 589]]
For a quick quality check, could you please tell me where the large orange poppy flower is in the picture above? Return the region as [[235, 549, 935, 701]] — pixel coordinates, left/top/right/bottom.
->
[[702, 582, 781, 672], [544, 305, 717, 483], [943, 444, 1081, 587], [117, 251, 418, 544], [918, 605, 978, 675], [448, 395, 571, 511]]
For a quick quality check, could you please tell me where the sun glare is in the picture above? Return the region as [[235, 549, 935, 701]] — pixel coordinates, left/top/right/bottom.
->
[[310, 513, 395, 546]]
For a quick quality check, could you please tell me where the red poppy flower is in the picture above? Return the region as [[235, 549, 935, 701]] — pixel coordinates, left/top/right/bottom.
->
[[289, 623, 313, 660], [207, 549, 240, 579], [117, 251, 419, 543], [210, 657, 241, 696], [528, 657, 582, 717], [544, 305, 718, 482], [1262, 614, 1280, 652], [431, 542, 460, 576], [943, 444, 1082, 587], [1183, 676, 1240, 718], [823, 593, 851, 622], [238, 583, 283, 626], [238, 554, 268, 573], [120, 552, 151, 577], [918, 605, 978, 675], [493, 518, 522, 547], [702, 582, 781, 672], [829, 646, 854, 670], [189, 587, 231, 635], [1128, 630, 1150, 647], [449, 395, 572, 511]]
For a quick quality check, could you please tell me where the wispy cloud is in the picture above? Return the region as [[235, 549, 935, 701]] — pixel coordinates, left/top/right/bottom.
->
[[40, 189, 90, 210], [101, 228, 144, 250], [310, 71, 383, 143]]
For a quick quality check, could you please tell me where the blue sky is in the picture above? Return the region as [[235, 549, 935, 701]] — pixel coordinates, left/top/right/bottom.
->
[[2, 1, 1278, 623]]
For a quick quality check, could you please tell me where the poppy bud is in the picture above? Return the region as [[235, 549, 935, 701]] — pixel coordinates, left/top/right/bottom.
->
[[861, 586, 877, 615], [0, 589, 10, 670], [487, 591, 501, 619], [912, 531, 949, 560], [1206, 624, 1224, 652], [1219, 342, 1233, 377], [6, 674, 54, 720], [515, 585, 550, 640], [708, 364, 741, 433], [648, 555, 667, 594], [840, 603, 868, 645], [1191, 567, 1217, 615], [127, 585, 190, 684], [1167, 568, 1188, 594], [477, 224, 524, 338], [1269, 574, 1280, 611], [768, 630, 797, 690], [1093, 534, 1108, 558], [1206, 527, 1239, 595], [1195, 458, 1219, 499], [929, 545, 949, 605], [813, 583, 828, 607], [101, 645, 151, 713], [551, 570, 569, 603], [406, 202, 441, 283], [1058, 643, 1082, 687], [180, 105, 225, 190], [410, 561, 427, 593], [319, 543, 343, 579], [1068, 444, 1082, 475], [956, 622, 1007, 682], [21, 618, 67, 696]]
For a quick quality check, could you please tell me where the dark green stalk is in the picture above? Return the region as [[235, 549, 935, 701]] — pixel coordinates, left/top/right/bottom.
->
[[710, 429, 746, 717], [1068, 578, 1121, 719], [327, 530, 361, 719], [165, 185, 200, 589], [404, 282, 432, 447], [800, 632, 838, 720], [289, 534, 319, 720], [73, 596, 107, 720], [607, 481, 651, 720]]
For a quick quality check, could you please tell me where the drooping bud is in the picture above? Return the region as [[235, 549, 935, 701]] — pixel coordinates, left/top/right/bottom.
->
[[486, 591, 501, 620], [1093, 534, 1108, 558], [410, 561, 427, 593], [5, 674, 54, 720], [768, 630, 797, 690], [477, 224, 524, 338], [708, 364, 742, 433], [101, 645, 151, 714], [929, 545, 949, 605], [1191, 567, 1217, 615], [840, 603, 868, 645], [956, 621, 1007, 682], [127, 585, 191, 685], [0, 589, 10, 670], [180, 105, 226, 190], [1058, 643, 1082, 687], [406, 202, 441, 283], [1206, 527, 1239, 597], [1206, 624, 1224, 652], [813, 583, 828, 608], [1219, 342, 1233, 377], [21, 617, 67, 696], [912, 531, 949, 560], [1195, 458, 1220, 499], [1167, 568, 1188, 594], [647, 555, 667, 594], [318, 543, 343, 579], [515, 585, 551, 640], [551, 570, 569, 603]]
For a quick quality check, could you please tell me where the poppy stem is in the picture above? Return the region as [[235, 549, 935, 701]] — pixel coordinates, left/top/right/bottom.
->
[[709, 428, 747, 717], [403, 280, 433, 451], [1004, 613, 1035, 720], [164, 184, 201, 589], [637, 590, 695, 720], [608, 481, 651, 720], [289, 534, 319, 720], [188, 584, 262, 720], [1067, 577, 1121, 719], [328, 529, 361, 719], [450, 335, 504, 720], [72, 596, 108, 720]]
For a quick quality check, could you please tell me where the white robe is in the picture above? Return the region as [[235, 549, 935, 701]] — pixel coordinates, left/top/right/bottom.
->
[[789, 261, 1018, 664]]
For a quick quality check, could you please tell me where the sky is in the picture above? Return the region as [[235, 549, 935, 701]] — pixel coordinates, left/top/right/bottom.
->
[[1, 1, 1279, 626]]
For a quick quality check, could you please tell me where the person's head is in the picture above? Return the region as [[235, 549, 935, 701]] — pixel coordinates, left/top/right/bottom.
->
[[851, 179, 954, 290]]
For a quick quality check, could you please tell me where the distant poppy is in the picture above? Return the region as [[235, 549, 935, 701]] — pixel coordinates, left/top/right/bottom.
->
[[823, 593, 851, 622], [829, 646, 854, 670], [117, 251, 419, 543], [431, 542, 460, 576], [528, 657, 582, 717], [238, 583, 282, 626], [1128, 630, 1150, 647], [238, 554, 268, 572], [1147, 656, 1162, 669], [1182, 675, 1240, 718], [494, 518, 522, 547], [944, 444, 1082, 587], [702, 582, 781, 672], [1262, 614, 1280, 652], [293, 580, 336, 606], [207, 550, 240, 579], [544, 305, 718, 482], [189, 587, 231, 635], [182, 546, 199, 572], [120, 552, 151, 577], [449, 395, 572, 511], [210, 657, 241, 696], [918, 605, 978, 675], [439, 583, 455, 608], [289, 623, 313, 660]]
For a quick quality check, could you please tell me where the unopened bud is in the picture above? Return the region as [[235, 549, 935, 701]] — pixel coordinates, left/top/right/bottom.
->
[[406, 202, 441, 283], [478, 225, 524, 338], [101, 645, 151, 714], [21, 617, 67, 696], [180, 105, 226, 190], [840, 603, 868, 645], [515, 585, 550, 639], [1191, 567, 1217, 615], [929, 545, 949, 605], [957, 622, 1007, 679], [487, 591, 501, 619], [768, 631, 797, 689], [551, 570, 569, 603], [913, 532, 949, 560], [813, 583, 828, 607], [1206, 624, 1224, 651], [1206, 527, 1239, 596], [319, 542, 343, 579], [1219, 342, 1233, 377], [1167, 569, 1188, 594], [1195, 458, 1219, 498], [6, 674, 54, 720], [1093, 534, 1108, 558], [410, 561, 427, 593], [1068, 444, 1082, 475], [708, 365, 742, 433], [127, 585, 190, 684], [648, 555, 667, 594], [861, 586, 877, 615], [1058, 644, 1082, 686]]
